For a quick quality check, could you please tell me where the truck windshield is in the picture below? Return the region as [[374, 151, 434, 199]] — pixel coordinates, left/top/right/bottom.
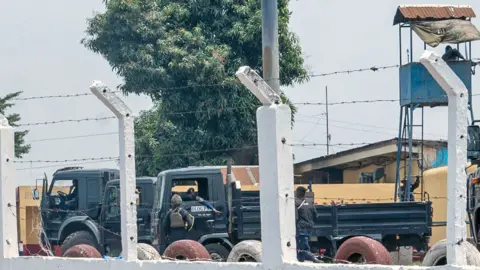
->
[[48, 179, 75, 196], [105, 186, 120, 220]]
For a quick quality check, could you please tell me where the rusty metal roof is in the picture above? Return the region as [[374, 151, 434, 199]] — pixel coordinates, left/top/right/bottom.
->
[[393, 5, 476, 25], [220, 166, 260, 186]]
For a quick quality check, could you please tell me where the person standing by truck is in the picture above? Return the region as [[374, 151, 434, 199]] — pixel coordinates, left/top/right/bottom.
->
[[163, 194, 194, 245], [295, 186, 322, 263]]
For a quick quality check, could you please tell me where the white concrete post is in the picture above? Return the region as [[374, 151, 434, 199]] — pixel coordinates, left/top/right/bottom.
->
[[90, 81, 138, 261], [420, 51, 468, 266], [236, 66, 297, 266], [0, 114, 19, 259]]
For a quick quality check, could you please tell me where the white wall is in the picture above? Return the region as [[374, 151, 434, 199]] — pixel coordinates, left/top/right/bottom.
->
[[3, 257, 479, 270]]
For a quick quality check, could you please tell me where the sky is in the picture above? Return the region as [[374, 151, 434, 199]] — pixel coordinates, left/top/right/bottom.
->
[[1, 0, 479, 185]]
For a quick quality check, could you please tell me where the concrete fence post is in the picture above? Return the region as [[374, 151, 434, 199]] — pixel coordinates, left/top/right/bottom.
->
[[90, 81, 138, 261], [0, 114, 19, 259], [420, 51, 468, 266], [236, 66, 297, 267]]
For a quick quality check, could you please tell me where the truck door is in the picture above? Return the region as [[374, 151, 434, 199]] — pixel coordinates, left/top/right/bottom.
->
[[86, 177, 102, 219], [169, 174, 216, 241], [102, 185, 121, 249], [136, 184, 153, 243], [211, 172, 227, 233]]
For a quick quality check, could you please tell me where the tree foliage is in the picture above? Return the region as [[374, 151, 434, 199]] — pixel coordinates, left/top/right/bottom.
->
[[83, 0, 308, 175], [0, 92, 31, 158]]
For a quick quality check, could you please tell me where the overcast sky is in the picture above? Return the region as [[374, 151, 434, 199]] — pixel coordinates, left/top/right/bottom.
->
[[2, 0, 479, 185]]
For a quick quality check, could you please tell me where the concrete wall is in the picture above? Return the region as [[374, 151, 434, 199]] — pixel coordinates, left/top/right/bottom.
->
[[2, 257, 478, 270]]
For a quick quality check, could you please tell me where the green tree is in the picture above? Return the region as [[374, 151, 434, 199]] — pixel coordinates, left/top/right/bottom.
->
[[83, 0, 308, 174], [0, 92, 31, 158]]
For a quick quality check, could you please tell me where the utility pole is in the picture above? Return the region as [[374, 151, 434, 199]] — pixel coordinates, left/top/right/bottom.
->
[[326, 86, 330, 155], [261, 0, 281, 94]]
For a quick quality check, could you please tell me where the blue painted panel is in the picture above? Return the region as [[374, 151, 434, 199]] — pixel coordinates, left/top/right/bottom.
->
[[432, 147, 448, 168], [399, 61, 472, 107]]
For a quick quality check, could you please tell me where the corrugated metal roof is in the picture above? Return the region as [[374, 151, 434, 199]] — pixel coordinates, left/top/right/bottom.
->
[[393, 5, 476, 25], [220, 166, 260, 186]]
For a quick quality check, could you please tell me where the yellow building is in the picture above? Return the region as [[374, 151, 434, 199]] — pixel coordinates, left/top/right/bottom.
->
[[295, 138, 447, 186], [16, 185, 69, 247]]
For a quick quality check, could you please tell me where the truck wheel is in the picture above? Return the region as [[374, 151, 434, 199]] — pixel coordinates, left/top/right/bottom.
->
[[137, 243, 162, 260], [61, 231, 100, 256], [63, 244, 102, 258], [423, 239, 480, 266], [163, 240, 211, 261], [227, 240, 262, 262], [204, 243, 230, 262], [119, 243, 162, 260], [335, 236, 392, 265]]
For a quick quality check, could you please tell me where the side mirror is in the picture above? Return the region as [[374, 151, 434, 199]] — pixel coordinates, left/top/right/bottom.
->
[[32, 189, 39, 200], [468, 125, 480, 160]]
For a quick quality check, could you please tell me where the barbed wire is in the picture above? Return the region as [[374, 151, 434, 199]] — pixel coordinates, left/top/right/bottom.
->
[[13, 92, 120, 101], [18, 116, 116, 127], [290, 142, 371, 147], [14, 142, 387, 165], [11, 64, 400, 102], [14, 145, 259, 166], [14, 156, 118, 164], [309, 64, 399, 78], [16, 106, 256, 127], [16, 93, 469, 128]]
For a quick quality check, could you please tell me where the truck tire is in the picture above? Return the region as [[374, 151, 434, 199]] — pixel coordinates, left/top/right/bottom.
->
[[423, 239, 480, 266], [335, 236, 392, 265], [61, 230, 100, 256], [137, 243, 162, 260], [63, 244, 102, 258], [227, 240, 262, 262], [163, 240, 211, 261], [204, 243, 230, 262]]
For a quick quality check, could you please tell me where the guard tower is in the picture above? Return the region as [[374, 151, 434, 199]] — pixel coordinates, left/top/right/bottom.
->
[[393, 5, 480, 202]]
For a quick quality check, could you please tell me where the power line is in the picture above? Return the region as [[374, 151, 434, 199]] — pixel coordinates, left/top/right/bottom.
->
[[26, 132, 118, 143], [295, 113, 446, 138], [16, 159, 115, 171], [294, 93, 480, 106]]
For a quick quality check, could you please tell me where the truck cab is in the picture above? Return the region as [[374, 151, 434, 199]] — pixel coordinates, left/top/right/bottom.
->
[[99, 177, 157, 255], [151, 167, 231, 255], [34, 170, 158, 256], [34, 167, 119, 247]]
